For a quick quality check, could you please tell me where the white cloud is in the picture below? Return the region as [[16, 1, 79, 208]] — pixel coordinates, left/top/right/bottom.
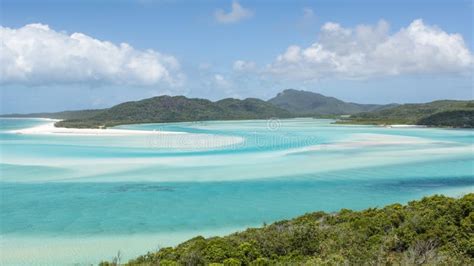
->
[[214, 74, 231, 88], [215, 1, 253, 24], [0, 23, 184, 86], [277, 45, 302, 63], [268, 19, 473, 80], [233, 60, 256, 71]]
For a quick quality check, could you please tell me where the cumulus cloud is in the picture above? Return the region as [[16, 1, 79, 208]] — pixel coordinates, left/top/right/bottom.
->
[[267, 19, 473, 80], [0, 23, 184, 86], [233, 60, 256, 71], [215, 1, 253, 24]]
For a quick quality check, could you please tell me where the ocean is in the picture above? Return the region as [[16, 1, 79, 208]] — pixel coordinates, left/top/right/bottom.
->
[[0, 118, 472, 265]]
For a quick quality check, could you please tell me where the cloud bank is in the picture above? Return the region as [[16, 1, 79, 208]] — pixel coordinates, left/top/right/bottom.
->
[[0, 23, 184, 86], [267, 19, 473, 80], [215, 1, 253, 24]]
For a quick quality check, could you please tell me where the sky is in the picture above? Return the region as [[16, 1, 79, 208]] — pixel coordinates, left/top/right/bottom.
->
[[0, 0, 473, 113]]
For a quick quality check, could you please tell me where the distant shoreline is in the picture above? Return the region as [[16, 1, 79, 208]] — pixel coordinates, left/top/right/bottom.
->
[[3, 117, 463, 133], [335, 120, 471, 129], [9, 121, 185, 136]]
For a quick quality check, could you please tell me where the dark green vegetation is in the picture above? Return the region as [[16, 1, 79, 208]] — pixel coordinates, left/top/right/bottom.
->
[[3, 90, 472, 128], [340, 100, 474, 128], [268, 89, 397, 115], [55, 96, 293, 128], [417, 110, 474, 128], [100, 193, 473, 265]]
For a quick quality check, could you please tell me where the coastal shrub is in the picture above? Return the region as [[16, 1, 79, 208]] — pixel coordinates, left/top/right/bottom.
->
[[222, 258, 241, 266], [249, 257, 270, 266], [107, 194, 473, 265]]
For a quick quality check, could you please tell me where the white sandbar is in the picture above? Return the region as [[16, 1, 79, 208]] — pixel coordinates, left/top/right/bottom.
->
[[10, 122, 184, 136]]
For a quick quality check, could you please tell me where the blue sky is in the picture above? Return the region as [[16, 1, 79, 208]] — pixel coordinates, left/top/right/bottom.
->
[[1, 0, 473, 113]]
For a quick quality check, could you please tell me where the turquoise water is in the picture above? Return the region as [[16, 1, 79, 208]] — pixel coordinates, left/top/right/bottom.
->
[[0, 118, 473, 265]]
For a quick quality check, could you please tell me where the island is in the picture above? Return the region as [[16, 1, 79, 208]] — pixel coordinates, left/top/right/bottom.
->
[[3, 90, 473, 129], [338, 100, 474, 128], [55, 96, 294, 128]]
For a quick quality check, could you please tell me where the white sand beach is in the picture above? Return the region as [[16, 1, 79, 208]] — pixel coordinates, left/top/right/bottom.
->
[[10, 121, 184, 136], [384, 124, 427, 128]]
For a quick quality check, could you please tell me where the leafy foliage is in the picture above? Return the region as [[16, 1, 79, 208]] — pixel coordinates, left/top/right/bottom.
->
[[101, 194, 473, 265]]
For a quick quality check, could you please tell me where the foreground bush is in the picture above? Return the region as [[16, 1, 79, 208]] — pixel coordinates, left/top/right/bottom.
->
[[101, 193, 473, 265]]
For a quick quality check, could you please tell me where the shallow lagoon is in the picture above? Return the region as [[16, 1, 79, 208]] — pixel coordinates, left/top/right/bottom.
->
[[0, 118, 472, 265]]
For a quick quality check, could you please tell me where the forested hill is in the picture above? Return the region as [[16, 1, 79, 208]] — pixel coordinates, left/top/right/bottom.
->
[[2, 91, 472, 128], [54, 96, 293, 128], [100, 193, 473, 265], [268, 89, 397, 115], [341, 100, 474, 128]]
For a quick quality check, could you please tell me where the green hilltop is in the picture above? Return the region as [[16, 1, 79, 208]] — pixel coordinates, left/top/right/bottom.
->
[[340, 100, 474, 128], [54, 96, 293, 128], [268, 89, 397, 115], [2, 90, 473, 128]]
